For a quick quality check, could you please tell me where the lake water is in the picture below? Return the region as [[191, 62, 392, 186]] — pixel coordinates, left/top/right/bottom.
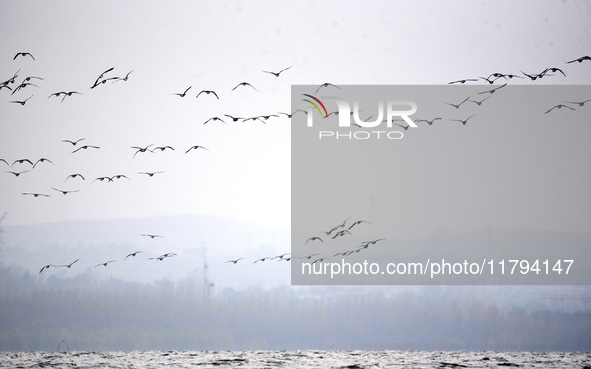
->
[[1, 350, 590, 368]]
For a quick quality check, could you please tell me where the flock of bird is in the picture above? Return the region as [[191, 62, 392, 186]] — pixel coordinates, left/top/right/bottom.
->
[[2, 51, 590, 277]]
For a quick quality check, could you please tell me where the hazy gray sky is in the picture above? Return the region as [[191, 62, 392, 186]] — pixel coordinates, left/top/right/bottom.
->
[[1, 0, 590, 267]]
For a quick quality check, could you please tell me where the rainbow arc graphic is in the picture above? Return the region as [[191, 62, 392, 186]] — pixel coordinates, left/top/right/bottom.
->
[[302, 94, 328, 118]]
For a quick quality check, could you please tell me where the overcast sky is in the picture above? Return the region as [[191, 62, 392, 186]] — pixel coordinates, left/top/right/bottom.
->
[[1, 1, 590, 268]]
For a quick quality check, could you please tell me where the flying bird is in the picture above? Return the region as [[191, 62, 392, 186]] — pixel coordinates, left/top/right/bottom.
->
[[12, 159, 33, 166], [359, 238, 386, 248], [231, 82, 257, 91], [305, 236, 323, 244], [39, 264, 56, 274], [348, 220, 371, 230], [448, 78, 479, 84], [9, 95, 33, 105], [72, 145, 100, 153], [91, 67, 114, 88], [113, 70, 133, 83], [6, 170, 29, 177], [125, 251, 143, 260], [173, 86, 192, 97], [478, 83, 507, 95], [315, 83, 340, 93], [225, 258, 243, 264], [196, 90, 219, 99], [150, 253, 177, 261], [566, 56, 591, 63], [33, 158, 54, 168], [11, 82, 39, 94], [47, 91, 81, 103], [185, 145, 209, 154], [451, 114, 476, 125], [22, 193, 50, 198], [565, 99, 591, 107], [92, 176, 114, 183], [224, 114, 244, 122], [0, 159, 8, 165], [468, 96, 491, 106], [151, 146, 174, 152], [62, 138, 85, 146], [138, 171, 165, 177], [58, 259, 79, 268], [545, 104, 576, 114], [141, 234, 164, 239], [541, 67, 566, 78], [203, 116, 226, 125], [13, 52, 35, 61], [65, 173, 85, 181], [52, 188, 79, 195], [416, 118, 442, 125], [443, 96, 470, 109], [262, 66, 291, 77], [94, 260, 116, 267], [132, 144, 154, 158]]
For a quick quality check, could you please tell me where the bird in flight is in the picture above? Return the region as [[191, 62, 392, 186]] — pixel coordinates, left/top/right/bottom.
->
[[332, 229, 351, 239], [478, 83, 507, 95], [58, 259, 79, 268], [138, 171, 165, 177], [262, 66, 291, 77], [315, 83, 340, 93], [125, 251, 143, 260], [33, 158, 54, 168], [151, 145, 174, 152], [12, 159, 33, 167], [92, 176, 114, 183], [132, 144, 154, 158], [416, 118, 442, 125], [113, 70, 133, 83], [305, 236, 323, 244], [359, 238, 386, 248], [443, 96, 470, 109], [9, 95, 33, 105], [150, 253, 177, 261], [196, 90, 219, 99], [13, 52, 35, 61], [11, 82, 39, 95], [52, 188, 79, 195], [225, 258, 243, 264], [451, 114, 476, 125], [6, 170, 29, 177], [545, 104, 576, 114], [203, 116, 226, 125], [65, 173, 85, 181], [141, 234, 164, 239], [91, 67, 114, 88], [566, 56, 591, 63], [95, 260, 116, 267], [565, 99, 591, 107], [541, 67, 566, 78], [72, 145, 100, 153], [185, 145, 209, 154], [22, 193, 50, 198], [468, 96, 491, 106], [0, 159, 8, 165], [39, 264, 56, 274], [448, 78, 479, 84], [48, 91, 82, 103], [224, 114, 244, 122], [348, 220, 371, 230], [62, 138, 85, 146], [173, 86, 192, 97], [231, 82, 257, 91]]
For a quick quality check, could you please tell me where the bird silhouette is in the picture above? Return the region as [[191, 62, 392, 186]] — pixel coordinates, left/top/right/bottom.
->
[[203, 116, 226, 125], [262, 66, 291, 77], [33, 158, 54, 168], [9, 95, 33, 105], [541, 67, 566, 78], [416, 118, 442, 125], [448, 78, 479, 84], [150, 253, 176, 261], [13, 52, 35, 61], [12, 159, 33, 167], [566, 56, 591, 63], [95, 260, 116, 267], [141, 234, 164, 239], [58, 259, 79, 268], [151, 146, 174, 152], [92, 176, 114, 183], [91, 67, 114, 88], [545, 104, 575, 114], [65, 173, 85, 181], [565, 99, 591, 107], [52, 188, 79, 195], [231, 82, 257, 91], [478, 83, 507, 95], [39, 264, 56, 274], [315, 83, 340, 93], [348, 220, 371, 230], [196, 90, 219, 99], [22, 193, 50, 198], [173, 86, 192, 97], [225, 258, 243, 264], [125, 251, 143, 260], [62, 138, 85, 146], [132, 144, 154, 158], [72, 145, 100, 153], [443, 96, 470, 109], [224, 114, 244, 122], [468, 96, 491, 106], [138, 171, 165, 177], [113, 70, 133, 83], [0, 159, 8, 165], [185, 145, 209, 154], [306, 236, 323, 244], [11, 82, 39, 94], [451, 114, 476, 125], [6, 170, 29, 177], [48, 91, 81, 103]]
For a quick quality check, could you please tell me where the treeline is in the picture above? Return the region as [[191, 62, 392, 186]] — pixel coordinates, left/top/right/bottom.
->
[[0, 265, 590, 352]]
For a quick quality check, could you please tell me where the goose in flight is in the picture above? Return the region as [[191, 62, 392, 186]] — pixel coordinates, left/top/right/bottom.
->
[[52, 188, 79, 195], [262, 66, 291, 77], [62, 138, 85, 146], [95, 260, 116, 267], [196, 90, 219, 99], [13, 52, 35, 60], [173, 86, 192, 97], [231, 82, 257, 91], [185, 145, 209, 154], [225, 258, 243, 264], [9, 95, 33, 105], [72, 145, 100, 153], [58, 259, 79, 268], [125, 251, 143, 260]]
